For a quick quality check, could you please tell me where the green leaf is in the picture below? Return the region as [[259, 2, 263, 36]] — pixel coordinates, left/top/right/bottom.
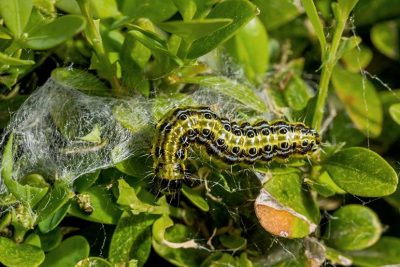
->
[[187, 0, 258, 59], [171, 0, 197, 21], [35, 180, 73, 222], [39, 228, 63, 252], [69, 185, 122, 224], [332, 65, 383, 137], [389, 103, 400, 125], [300, 0, 327, 52], [325, 204, 381, 250], [371, 20, 399, 60], [181, 184, 209, 212], [225, 17, 269, 85], [120, 30, 150, 96], [109, 212, 155, 267], [127, 26, 183, 71], [1, 134, 49, 207], [38, 202, 70, 233], [55, 0, 80, 14], [24, 233, 41, 247], [347, 236, 400, 266], [115, 153, 152, 178], [0, 0, 32, 37], [0, 51, 35, 66], [73, 170, 101, 193], [329, 112, 365, 147], [120, 0, 177, 23], [51, 68, 110, 96], [24, 15, 86, 50], [40, 236, 89, 267], [76, 257, 113, 267], [158, 19, 232, 43], [310, 170, 346, 197], [341, 45, 373, 72], [0, 236, 44, 267], [219, 235, 246, 251], [324, 147, 398, 197], [179, 75, 268, 113], [336, 0, 360, 20], [325, 247, 353, 266], [89, 0, 120, 18], [254, 0, 301, 30], [283, 74, 314, 110], [336, 36, 362, 63], [152, 217, 207, 266]]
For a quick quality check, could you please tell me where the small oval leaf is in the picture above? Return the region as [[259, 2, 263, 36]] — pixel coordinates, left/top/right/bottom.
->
[[389, 103, 400, 125], [24, 15, 86, 50], [324, 147, 398, 197], [0, 236, 44, 267], [325, 204, 381, 250]]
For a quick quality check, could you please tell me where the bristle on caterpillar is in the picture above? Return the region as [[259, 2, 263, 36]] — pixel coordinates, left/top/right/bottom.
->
[[152, 106, 321, 194]]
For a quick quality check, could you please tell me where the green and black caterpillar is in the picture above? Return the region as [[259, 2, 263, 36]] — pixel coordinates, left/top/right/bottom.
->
[[152, 106, 321, 194]]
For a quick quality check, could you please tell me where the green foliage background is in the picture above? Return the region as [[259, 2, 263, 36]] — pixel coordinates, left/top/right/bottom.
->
[[1, 0, 400, 266]]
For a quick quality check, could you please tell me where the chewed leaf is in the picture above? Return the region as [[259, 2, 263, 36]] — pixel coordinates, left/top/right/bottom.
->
[[255, 172, 319, 238]]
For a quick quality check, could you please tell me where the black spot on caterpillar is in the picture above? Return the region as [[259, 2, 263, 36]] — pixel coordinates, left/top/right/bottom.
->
[[152, 106, 321, 194]]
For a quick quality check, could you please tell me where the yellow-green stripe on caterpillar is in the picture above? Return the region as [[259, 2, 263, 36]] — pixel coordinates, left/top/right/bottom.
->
[[152, 106, 321, 194]]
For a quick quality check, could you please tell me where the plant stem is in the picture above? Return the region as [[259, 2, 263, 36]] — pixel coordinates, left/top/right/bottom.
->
[[311, 13, 347, 132], [76, 0, 122, 95]]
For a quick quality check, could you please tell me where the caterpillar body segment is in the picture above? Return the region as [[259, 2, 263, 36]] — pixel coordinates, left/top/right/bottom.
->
[[152, 106, 321, 194]]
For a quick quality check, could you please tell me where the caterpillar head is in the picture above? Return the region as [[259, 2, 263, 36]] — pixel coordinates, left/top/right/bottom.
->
[[154, 162, 185, 195]]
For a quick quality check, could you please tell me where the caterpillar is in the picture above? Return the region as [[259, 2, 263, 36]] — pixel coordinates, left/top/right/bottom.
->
[[152, 106, 321, 194]]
